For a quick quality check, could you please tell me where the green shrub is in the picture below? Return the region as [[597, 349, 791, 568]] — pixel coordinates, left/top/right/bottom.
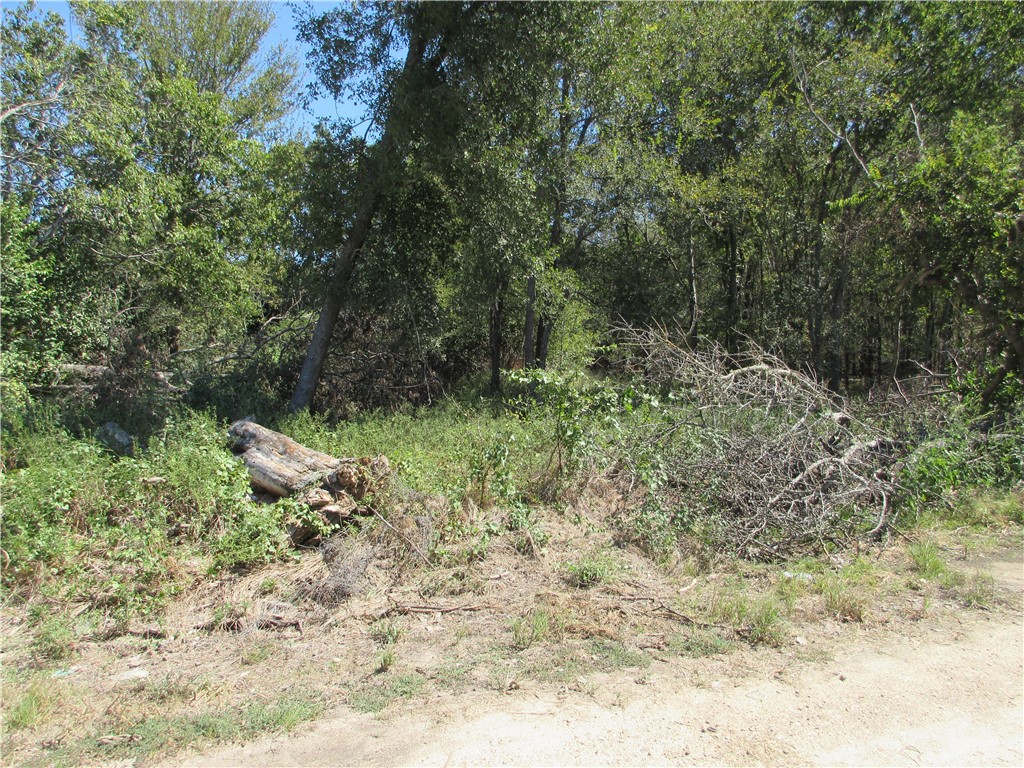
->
[[1, 409, 286, 622], [897, 379, 1023, 524], [564, 554, 616, 588]]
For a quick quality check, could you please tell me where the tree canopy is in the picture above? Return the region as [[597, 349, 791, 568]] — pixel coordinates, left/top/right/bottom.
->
[[3, 0, 1021, 417]]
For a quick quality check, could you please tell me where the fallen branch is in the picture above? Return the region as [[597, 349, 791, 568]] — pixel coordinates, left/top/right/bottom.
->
[[386, 602, 492, 616]]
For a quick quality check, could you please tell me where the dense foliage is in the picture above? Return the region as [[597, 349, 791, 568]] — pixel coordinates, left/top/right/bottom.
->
[[3, 1, 1021, 414]]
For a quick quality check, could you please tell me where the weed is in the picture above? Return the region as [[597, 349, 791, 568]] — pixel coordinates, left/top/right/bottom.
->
[[510, 608, 552, 651], [5, 677, 59, 730], [418, 568, 485, 597], [375, 648, 396, 673], [908, 541, 951, 580], [907, 595, 931, 620], [957, 572, 999, 608], [240, 642, 275, 667], [31, 614, 76, 661], [795, 647, 834, 664], [564, 554, 616, 588], [370, 619, 402, 647], [211, 503, 288, 571], [487, 660, 521, 692], [669, 630, 734, 657], [349, 673, 425, 714], [817, 576, 868, 622], [208, 602, 249, 632], [587, 639, 650, 670], [145, 674, 203, 703], [433, 659, 472, 690]]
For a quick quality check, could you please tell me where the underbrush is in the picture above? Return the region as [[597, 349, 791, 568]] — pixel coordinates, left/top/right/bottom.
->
[[0, 410, 295, 639], [2, 354, 1020, 670], [1, 366, 1020, 767]]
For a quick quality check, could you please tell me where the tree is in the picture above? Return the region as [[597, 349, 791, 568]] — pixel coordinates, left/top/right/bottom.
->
[[1, 1, 301, 404], [289, 1, 586, 411]]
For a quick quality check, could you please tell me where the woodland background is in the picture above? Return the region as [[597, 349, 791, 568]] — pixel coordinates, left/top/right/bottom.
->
[[3, 1, 1021, 421]]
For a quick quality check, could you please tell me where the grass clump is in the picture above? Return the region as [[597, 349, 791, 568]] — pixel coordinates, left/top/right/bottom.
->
[[34, 695, 323, 765], [375, 648, 397, 673], [669, 630, 734, 657], [30, 612, 77, 661], [817, 576, 869, 622], [510, 608, 558, 651], [956, 572, 999, 608], [908, 541, 952, 581], [704, 580, 788, 646], [810, 555, 883, 623], [349, 673, 426, 714], [370, 618, 402, 647], [564, 553, 617, 589], [5, 677, 61, 731]]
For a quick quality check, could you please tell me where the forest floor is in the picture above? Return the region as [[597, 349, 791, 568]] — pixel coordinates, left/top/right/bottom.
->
[[2, 487, 1022, 767]]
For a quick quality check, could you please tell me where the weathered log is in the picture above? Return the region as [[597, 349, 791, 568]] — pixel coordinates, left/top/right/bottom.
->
[[227, 419, 390, 500], [228, 419, 342, 496], [228, 419, 390, 545]]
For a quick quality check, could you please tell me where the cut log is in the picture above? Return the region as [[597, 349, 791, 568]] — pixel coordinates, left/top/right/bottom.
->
[[228, 420, 342, 496], [227, 419, 389, 499], [228, 419, 390, 544]]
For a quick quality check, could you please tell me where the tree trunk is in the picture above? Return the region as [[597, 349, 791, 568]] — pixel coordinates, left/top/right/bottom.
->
[[529, 73, 570, 371], [288, 192, 380, 412], [536, 317, 553, 369], [523, 273, 537, 368], [288, 25, 431, 413], [828, 249, 850, 392], [724, 226, 740, 352], [688, 220, 699, 343], [489, 293, 504, 393]]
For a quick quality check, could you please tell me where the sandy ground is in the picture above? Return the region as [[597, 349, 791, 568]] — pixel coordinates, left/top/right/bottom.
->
[[179, 558, 1024, 768]]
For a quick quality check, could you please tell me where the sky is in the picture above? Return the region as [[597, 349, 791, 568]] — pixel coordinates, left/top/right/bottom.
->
[[32, 1, 364, 132]]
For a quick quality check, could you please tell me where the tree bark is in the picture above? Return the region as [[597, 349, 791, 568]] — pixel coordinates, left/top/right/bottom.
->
[[228, 419, 389, 499], [489, 293, 504, 393], [536, 317, 553, 369]]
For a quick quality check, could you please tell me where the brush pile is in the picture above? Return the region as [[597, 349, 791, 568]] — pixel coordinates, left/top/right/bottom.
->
[[616, 326, 899, 559]]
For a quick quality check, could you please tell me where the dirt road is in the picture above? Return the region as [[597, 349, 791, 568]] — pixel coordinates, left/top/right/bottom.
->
[[182, 560, 1023, 768]]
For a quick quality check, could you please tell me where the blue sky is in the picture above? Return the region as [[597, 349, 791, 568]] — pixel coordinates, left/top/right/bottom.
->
[[33, 1, 363, 131]]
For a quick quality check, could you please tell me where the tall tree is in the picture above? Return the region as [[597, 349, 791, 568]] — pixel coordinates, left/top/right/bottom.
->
[[1, 1, 301, 399], [289, 1, 583, 411]]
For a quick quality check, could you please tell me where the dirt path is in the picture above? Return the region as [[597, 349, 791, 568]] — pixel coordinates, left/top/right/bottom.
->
[[182, 563, 1024, 768]]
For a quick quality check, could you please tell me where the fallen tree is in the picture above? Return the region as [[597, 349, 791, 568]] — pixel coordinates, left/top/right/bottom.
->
[[228, 419, 390, 543]]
